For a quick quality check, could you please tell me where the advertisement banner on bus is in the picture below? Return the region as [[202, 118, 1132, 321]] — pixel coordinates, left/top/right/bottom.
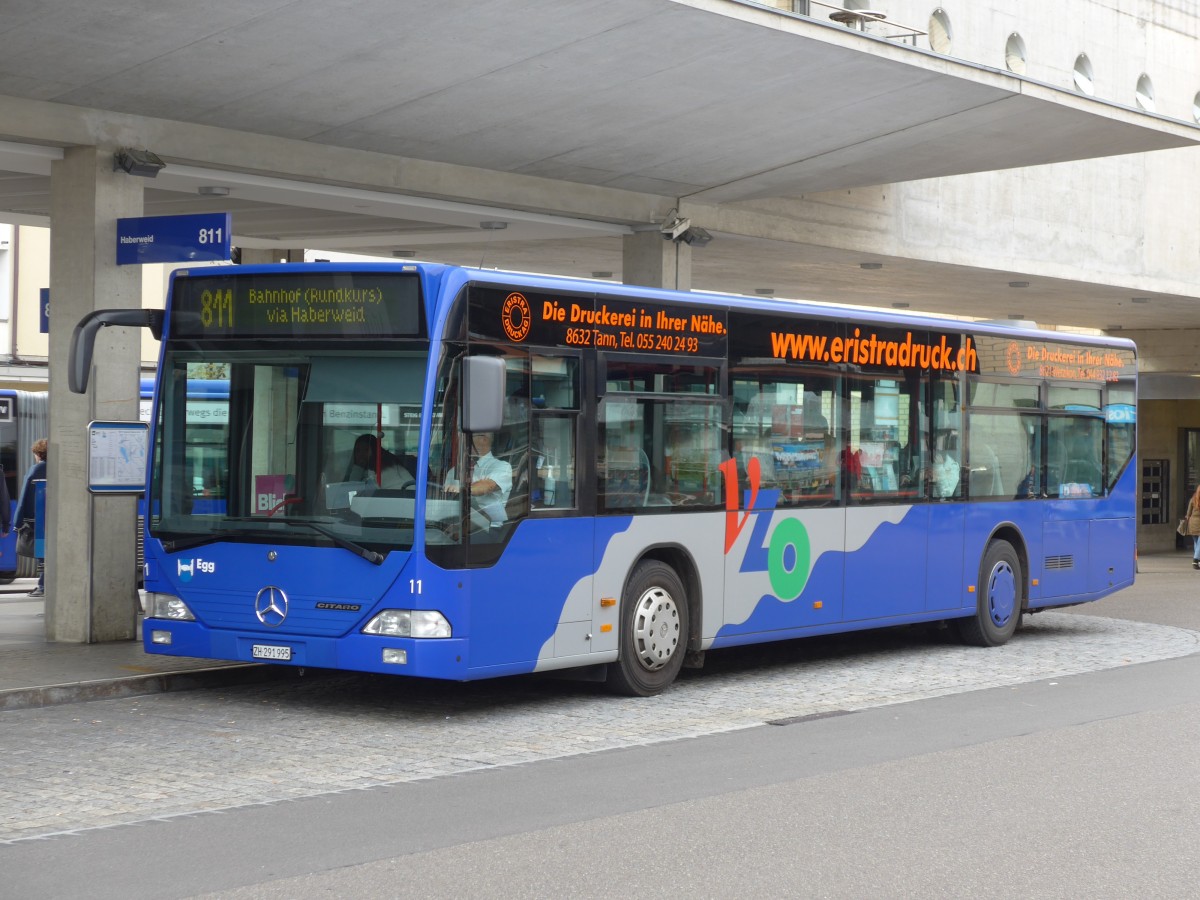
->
[[470, 286, 728, 356]]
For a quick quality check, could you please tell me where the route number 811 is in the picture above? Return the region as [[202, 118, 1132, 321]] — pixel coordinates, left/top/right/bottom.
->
[[200, 289, 234, 328]]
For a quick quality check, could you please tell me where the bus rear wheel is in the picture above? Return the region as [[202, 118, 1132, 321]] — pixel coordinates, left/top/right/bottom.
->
[[955, 539, 1022, 647], [606, 560, 689, 697]]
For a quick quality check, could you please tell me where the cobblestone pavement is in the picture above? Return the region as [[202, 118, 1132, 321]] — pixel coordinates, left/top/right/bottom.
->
[[1, 612, 1196, 844]]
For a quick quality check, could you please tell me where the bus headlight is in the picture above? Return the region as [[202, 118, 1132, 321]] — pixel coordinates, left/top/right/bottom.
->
[[362, 609, 451, 638], [146, 593, 195, 621]]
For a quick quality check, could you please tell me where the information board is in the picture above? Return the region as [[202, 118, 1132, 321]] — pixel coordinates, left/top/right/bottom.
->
[[117, 213, 232, 266], [87, 421, 149, 493]]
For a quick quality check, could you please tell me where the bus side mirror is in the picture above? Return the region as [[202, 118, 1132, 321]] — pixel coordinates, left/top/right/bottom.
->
[[69, 309, 164, 393], [462, 356, 505, 434]]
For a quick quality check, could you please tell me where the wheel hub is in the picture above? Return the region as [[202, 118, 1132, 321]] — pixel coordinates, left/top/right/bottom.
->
[[631, 586, 680, 671], [987, 561, 1017, 627]]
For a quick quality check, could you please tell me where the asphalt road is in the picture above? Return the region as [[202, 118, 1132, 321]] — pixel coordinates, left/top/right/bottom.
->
[[4, 552, 1200, 899]]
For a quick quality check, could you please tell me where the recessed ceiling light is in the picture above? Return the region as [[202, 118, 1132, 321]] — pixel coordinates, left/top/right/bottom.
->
[[1008, 281, 1029, 288], [860, 262, 883, 270], [197, 185, 230, 196]]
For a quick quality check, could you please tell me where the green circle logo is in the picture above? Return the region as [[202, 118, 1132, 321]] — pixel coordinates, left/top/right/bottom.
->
[[768, 517, 811, 601]]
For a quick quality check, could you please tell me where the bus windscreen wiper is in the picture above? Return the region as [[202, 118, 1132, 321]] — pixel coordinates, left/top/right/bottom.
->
[[163, 521, 384, 565], [160, 528, 261, 553], [292, 521, 385, 565]]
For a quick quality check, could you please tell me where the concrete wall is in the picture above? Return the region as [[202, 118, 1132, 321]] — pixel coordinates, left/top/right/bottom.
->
[[746, 1, 1200, 309], [790, 0, 1199, 116], [8, 225, 167, 386], [1138, 398, 1200, 553], [0, 224, 11, 359], [1128, 328, 1200, 552], [14, 225, 48, 364], [1124, 329, 1200, 374]]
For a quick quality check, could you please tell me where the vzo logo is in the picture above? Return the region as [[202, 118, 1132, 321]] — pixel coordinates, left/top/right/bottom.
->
[[720, 457, 811, 601], [177, 558, 216, 581]]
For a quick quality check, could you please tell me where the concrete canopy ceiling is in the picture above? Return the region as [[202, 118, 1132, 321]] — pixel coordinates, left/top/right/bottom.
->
[[0, 0, 1197, 330]]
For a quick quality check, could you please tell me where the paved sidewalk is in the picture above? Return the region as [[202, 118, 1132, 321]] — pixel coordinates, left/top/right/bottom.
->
[[0, 580, 274, 711], [0, 552, 1196, 713]]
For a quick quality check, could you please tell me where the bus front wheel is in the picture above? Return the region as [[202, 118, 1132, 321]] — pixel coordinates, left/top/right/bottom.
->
[[606, 560, 689, 697], [955, 539, 1022, 647]]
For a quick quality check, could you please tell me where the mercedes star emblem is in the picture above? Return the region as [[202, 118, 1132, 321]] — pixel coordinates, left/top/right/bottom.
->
[[254, 585, 289, 627]]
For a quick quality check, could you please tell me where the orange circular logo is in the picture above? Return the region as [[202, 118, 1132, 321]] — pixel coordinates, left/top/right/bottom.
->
[[502, 292, 531, 342], [1006, 341, 1022, 376]]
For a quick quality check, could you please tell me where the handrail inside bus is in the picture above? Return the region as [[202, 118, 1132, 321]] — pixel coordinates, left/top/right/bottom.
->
[[68, 309, 164, 394]]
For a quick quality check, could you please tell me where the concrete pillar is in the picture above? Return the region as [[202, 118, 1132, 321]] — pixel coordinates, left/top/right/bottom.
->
[[622, 232, 692, 291], [47, 145, 143, 642]]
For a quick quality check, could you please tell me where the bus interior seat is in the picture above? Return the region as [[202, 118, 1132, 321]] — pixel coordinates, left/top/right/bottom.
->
[[969, 443, 1003, 497], [1064, 457, 1102, 492], [604, 447, 650, 507], [505, 447, 530, 519]]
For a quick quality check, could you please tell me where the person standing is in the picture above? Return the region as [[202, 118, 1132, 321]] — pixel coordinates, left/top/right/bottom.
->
[[0, 455, 10, 540], [1185, 484, 1200, 570], [16, 438, 46, 596]]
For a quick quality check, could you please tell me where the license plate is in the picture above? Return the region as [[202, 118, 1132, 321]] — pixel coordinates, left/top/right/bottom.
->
[[252, 644, 292, 661]]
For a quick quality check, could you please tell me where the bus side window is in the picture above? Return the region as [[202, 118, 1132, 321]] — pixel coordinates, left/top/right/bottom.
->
[[533, 416, 574, 509], [600, 400, 648, 509], [530, 355, 579, 511], [1049, 416, 1103, 497], [499, 354, 531, 522]]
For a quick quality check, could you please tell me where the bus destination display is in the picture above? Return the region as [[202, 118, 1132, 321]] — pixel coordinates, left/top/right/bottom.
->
[[169, 272, 423, 339]]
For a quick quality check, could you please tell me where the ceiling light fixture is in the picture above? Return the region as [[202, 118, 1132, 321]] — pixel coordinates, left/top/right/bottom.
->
[[197, 185, 230, 197]]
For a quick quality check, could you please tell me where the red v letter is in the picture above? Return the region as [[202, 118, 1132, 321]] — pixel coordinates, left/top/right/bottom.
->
[[722, 456, 760, 554]]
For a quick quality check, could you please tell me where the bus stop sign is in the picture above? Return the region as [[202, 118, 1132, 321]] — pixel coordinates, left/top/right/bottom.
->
[[117, 213, 231, 265]]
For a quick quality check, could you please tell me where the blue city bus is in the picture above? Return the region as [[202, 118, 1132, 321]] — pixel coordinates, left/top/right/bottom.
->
[[70, 263, 1137, 695], [0, 389, 48, 583]]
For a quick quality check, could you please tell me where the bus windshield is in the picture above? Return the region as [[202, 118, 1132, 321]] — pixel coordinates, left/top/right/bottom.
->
[[149, 348, 429, 555]]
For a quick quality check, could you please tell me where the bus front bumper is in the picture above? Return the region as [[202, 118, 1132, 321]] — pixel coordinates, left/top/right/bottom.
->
[[143, 620, 471, 679]]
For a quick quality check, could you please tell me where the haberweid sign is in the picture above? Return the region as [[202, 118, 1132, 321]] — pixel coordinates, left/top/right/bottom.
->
[[117, 213, 232, 265]]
